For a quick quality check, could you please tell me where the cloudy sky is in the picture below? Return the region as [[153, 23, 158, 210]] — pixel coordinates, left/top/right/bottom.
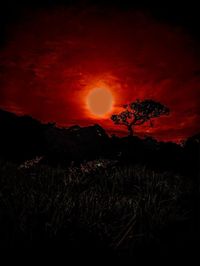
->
[[0, 1, 200, 142]]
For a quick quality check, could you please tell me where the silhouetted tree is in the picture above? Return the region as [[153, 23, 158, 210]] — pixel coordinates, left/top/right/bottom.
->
[[111, 99, 170, 136]]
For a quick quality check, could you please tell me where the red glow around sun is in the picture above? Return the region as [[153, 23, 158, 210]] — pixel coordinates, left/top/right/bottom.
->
[[0, 7, 199, 142], [79, 75, 122, 120]]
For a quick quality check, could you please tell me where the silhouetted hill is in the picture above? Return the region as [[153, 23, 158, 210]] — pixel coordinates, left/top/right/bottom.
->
[[184, 133, 200, 169], [0, 109, 45, 161], [0, 108, 199, 174], [0, 109, 109, 164], [44, 123, 109, 164]]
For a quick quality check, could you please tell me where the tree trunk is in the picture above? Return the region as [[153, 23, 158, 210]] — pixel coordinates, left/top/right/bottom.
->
[[128, 125, 133, 136]]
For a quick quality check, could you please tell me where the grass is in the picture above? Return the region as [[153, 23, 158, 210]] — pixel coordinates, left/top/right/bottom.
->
[[0, 159, 194, 262]]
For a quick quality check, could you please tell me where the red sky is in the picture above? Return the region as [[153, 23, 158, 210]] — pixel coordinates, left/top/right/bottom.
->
[[0, 6, 200, 142]]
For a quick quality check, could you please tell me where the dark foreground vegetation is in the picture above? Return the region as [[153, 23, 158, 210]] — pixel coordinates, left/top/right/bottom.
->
[[0, 160, 198, 264], [0, 109, 199, 264]]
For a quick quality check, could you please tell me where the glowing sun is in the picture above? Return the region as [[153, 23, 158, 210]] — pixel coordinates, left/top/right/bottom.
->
[[87, 87, 113, 117]]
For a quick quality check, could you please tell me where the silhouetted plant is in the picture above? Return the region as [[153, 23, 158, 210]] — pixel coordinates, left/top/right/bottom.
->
[[111, 99, 170, 136]]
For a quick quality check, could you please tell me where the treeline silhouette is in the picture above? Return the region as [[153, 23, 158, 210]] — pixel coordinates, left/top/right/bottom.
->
[[0, 108, 199, 175]]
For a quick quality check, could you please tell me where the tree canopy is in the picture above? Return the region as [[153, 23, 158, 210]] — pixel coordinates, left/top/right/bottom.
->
[[111, 99, 170, 136]]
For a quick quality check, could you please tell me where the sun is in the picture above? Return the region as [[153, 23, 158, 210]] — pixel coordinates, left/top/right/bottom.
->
[[87, 87, 113, 117]]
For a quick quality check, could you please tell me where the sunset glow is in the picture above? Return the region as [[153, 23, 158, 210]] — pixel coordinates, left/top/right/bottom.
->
[[0, 6, 199, 142]]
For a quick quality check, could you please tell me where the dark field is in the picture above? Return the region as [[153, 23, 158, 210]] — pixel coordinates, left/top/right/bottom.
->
[[0, 109, 199, 264], [0, 159, 197, 264]]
